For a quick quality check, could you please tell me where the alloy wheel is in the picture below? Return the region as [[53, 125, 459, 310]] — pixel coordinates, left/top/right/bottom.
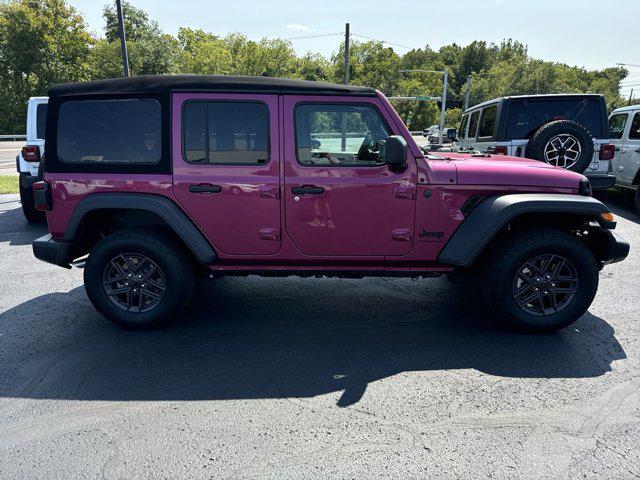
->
[[512, 254, 579, 316], [102, 253, 166, 313], [543, 134, 582, 168]]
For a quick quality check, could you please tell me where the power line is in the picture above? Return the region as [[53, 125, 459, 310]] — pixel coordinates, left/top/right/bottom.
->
[[350, 33, 413, 50], [286, 32, 342, 41]]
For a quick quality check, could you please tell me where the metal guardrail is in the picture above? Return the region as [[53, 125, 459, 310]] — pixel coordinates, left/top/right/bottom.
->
[[0, 134, 26, 141]]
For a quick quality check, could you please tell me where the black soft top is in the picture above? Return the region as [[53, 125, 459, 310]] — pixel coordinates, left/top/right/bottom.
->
[[48, 74, 376, 98]]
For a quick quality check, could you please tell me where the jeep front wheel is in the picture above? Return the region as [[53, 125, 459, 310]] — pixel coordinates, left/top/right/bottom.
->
[[482, 229, 599, 332], [84, 230, 195, 329]]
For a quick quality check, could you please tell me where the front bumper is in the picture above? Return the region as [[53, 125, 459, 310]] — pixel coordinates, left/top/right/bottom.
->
[[32, 234, 71, 269], [585, 173, 616, 191], [600, 230, 630, 265]]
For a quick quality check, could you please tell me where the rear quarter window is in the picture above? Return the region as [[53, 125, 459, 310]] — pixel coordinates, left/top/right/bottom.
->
[[36, 103, 47, 140], [57, 99, 161, 164], [506, 99, 603, 139]]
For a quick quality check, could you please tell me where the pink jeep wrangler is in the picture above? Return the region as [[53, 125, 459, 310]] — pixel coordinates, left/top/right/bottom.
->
[[32, 75, 629, 331]]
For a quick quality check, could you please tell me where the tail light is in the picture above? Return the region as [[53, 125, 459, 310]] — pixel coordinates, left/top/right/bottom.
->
[[493, 146, 508, 155], [599, 144, 615, 160], [33, 181, 52, 211], [21, 145, 40, 162]]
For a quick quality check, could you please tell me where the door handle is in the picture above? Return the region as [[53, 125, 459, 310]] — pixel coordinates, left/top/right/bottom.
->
[[635, 148, 640, 153], [188, 183, 222, 194], [291, 186, 325, 195]]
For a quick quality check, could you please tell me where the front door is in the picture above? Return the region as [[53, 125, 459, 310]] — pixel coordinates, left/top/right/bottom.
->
[[172, 93, 281, 255], [283, 96, 416, 257]]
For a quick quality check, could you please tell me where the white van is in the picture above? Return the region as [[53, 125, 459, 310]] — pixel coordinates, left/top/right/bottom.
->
[[609, 105, 640, 212], [16, 96, 48, 221]]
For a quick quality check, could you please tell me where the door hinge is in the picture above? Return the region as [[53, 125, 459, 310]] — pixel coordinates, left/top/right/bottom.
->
[[259, 228, 280, 241], [393, 184, 415, 199], [392, 228, 413, 242]]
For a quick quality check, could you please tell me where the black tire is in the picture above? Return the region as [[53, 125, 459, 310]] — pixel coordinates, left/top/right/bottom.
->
[[19, 175, 45, 223], [482, 229, 599, 332], [84, 229, 196, 329], [525, 120, 594, 173], [635, 188, 640, 215]]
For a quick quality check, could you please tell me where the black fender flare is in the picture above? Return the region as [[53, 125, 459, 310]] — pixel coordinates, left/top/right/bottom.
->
[[437, 193, 612, 268], [64, 193, 217, 263]]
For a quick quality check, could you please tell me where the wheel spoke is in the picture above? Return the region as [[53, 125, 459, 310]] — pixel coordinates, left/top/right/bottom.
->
[[103, 253, 166, 313], [513, 254, 579, 317], [105, 285, 130, 296], [141, 287, 162, 300]]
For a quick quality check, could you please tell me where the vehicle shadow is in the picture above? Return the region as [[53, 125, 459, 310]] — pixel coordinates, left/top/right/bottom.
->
[[0, 200, 48, 246], [0, 277, 625, 407], [602, 188, 639, 225]]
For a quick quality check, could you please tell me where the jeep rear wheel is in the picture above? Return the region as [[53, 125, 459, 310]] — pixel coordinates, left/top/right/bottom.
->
[[84, 230, 195, 329], [525, 120, 594, 173], [482, 229, 599, 332], [19, 176, 45, 223]]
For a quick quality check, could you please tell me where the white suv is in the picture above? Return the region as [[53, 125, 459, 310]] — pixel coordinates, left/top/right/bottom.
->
[[16, 96, 48, 222], [609, 105, 640, 212], [456, 94, 616, 190]]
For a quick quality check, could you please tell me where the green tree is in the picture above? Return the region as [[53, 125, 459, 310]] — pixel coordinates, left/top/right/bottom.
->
[[0, 0, 92, 133], [92, 1, 179, 78]]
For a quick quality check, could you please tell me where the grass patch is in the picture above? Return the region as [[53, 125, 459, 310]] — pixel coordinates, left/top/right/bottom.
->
[[0, 175, 19, 194]]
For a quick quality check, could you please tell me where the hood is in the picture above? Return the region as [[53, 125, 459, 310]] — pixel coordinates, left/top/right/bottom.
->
[[442, 153, 585, 189]]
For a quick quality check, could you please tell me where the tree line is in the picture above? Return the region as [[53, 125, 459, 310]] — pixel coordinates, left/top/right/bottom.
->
[[0, 0, 633, 134]]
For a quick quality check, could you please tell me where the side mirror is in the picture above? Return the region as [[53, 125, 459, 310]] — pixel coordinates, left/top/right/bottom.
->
[[378, 135, 407, 172], [447, 129, 457, 140]]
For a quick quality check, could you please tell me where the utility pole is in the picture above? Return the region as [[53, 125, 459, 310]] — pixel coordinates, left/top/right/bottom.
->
[[341, 23, 350, 151], [438, 69, 448, 144], [629, 89, 634, 106], [343, 23, 350, 85], [115, 0, 130, 77], [463, 75, 471, 111]]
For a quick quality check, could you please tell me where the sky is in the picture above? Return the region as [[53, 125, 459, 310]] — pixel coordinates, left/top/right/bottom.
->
[[68, 0, 640, 97]]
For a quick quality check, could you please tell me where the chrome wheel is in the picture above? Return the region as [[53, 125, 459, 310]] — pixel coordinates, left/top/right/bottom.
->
[[544, 134, 582, 168], [102, 253, 166, 313], [512, 254, 579, 316]]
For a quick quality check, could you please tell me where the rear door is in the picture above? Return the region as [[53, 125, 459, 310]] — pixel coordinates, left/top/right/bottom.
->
[[608, 111, 631, 184], [282, 96, 416, 257], [172, 93, 281, 255], [619, 110, 640, 185]]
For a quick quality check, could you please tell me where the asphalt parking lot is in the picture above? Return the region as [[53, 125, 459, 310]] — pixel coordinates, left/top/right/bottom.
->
[[0, 190, 639, 479]]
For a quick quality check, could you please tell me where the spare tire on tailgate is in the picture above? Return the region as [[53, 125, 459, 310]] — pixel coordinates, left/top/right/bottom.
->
[[525, 120, 594, 173]]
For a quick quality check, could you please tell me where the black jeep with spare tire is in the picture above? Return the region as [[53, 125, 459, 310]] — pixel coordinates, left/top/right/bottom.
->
[[456, 94, 616, 190]]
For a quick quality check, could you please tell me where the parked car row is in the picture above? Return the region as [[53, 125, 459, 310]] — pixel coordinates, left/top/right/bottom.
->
[[421, 94, 639, 212]]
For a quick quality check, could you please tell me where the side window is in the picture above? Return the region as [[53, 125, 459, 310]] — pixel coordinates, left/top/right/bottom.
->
[[57, 99, 161, 164], [183, 101, 269, 165], [478, 105, 497, 138], [629, 113, 640, 140], [608, 113, 628, 139], [468, 110, 480, 140], [36, 103, 47, 140], [459, 115, 469, 139], [295, 103, 389, 167]]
